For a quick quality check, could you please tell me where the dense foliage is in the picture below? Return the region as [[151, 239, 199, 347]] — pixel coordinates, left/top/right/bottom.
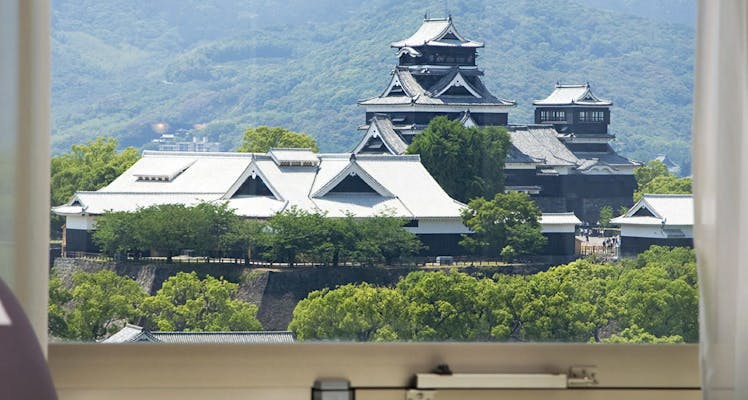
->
[[238, 126, 318, 152], [634, 160, 692, 201], [50, 270, 262, 340], [93, 203, 420, 265], [408, 117, 510, 203], [93, 202, 252, 262], [460, 192, 546, 259], [52, 0, 694, 172], [289, 246, 698, 342], [259, 207, 422, 267], [56, 270, 146, 340], [50, 137, 139, 237], [140, 272, 262, 331]]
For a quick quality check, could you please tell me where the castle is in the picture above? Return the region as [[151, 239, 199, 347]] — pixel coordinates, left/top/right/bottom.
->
[[353, 17, 638, 222]]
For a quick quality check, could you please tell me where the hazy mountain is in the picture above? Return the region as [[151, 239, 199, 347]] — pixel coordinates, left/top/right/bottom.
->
[[51, 0, 695, 173]]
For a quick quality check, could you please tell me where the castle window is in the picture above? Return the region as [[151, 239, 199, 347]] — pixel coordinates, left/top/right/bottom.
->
[[579, 111, 605, 122], [540, 110, 566, 122]]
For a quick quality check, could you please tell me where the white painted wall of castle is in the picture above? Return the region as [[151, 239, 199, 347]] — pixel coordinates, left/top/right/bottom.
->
[[619, 224, 693, 239], [406, 218, 470, 234], [65, 215, 97, 230]]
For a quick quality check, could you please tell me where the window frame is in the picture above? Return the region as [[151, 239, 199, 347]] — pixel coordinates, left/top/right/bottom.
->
[[1, 1, 701, 398]]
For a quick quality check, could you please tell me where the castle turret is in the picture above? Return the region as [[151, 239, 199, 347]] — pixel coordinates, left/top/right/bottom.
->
[[533, 83, 613, 152], [355, 17, 515, 154]]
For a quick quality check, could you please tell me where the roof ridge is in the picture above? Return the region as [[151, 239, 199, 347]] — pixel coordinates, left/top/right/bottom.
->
[[152, 330, 293, 335], [641, 193, 693, 197], [143, 150, 258, 158], [83, 191, 223, 195]]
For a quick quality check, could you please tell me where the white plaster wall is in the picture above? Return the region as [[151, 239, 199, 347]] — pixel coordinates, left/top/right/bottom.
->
[[620, 224, 693, 239], [65, 215, 97, 230], [541, 223, 577, 234], [406, 218, 470, 234]]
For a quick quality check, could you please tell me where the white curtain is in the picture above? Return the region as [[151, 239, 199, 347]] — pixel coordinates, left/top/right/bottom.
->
[[694, 1, 748, 399], [0, 0, 50, 349]]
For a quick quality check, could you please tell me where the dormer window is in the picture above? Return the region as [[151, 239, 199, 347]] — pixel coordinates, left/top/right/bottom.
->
[[268, 148, 319, 167], [132, 159, 195, 182]]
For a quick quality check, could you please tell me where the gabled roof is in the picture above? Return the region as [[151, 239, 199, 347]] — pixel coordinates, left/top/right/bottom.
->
[[431, 70, 483, 98], [222, 159, 284, 201], [574, 148, 639, 171], [311, 160, 394, 198], [360, 68, 515, 107], [611, 194, 693, 226], [540, 212, 582, 225], [53, 151, 467, 221], [391, 17, 483, 48], [102, 324, 296, 344], [533, 83, 612, 106], [507, 126, 580, 167], [353, 115, 408, 155]]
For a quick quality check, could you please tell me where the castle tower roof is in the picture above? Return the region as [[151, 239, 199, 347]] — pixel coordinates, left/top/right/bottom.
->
[[533, 83, 612, 106], [391, 17, 483, 49]]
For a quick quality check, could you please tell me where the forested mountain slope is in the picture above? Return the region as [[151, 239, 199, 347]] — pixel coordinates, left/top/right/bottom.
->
[[52, 0, 694, 173]]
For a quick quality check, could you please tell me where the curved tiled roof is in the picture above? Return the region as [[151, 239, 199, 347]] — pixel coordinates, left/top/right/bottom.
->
[[360, 68, 515, 107], [391, 18, 483, 48], [533, 83, 612, 106]]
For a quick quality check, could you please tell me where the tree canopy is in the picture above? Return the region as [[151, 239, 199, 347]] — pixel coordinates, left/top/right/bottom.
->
[[49, 270, 263, 340], [259, 207, 421, 267], [50, 137, 139, 237], [238, 126, 318, 152], [93, 202, 250, 261], [289, 246, 698, 343], [140, 272, 263, 331], [62, 270, 146, 341], [460, 192, 546, 259], [633, 160, 692, 201], [407, 117, 510, 203]]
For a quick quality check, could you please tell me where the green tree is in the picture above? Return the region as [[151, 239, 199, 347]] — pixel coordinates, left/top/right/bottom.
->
[[140, 272, 263, 331], [518, 260, 616, 342], [610, 246, 698, 342], [598, 205, 614, 228], [634, 160, 670, 187], [65, 270, 146, 341], [288, 256, 698, 343], [218, 218, 265, 261], [396, 270, 496, 341], [238, 126, 318, 152], [407, 117, 510, 203], [351, 213, 422, 266], [92, 210, 143, 258], [633, 160, 692, 201], [460, 192, 546, 259], [603, 325, 684, 344], [261, 209, 421, 267], [48, 273, 72, 339], [289, 283, 409, 341], [259, 207, 329, 266], [50, 137, 139, 237], [93, 202, 251, 261]]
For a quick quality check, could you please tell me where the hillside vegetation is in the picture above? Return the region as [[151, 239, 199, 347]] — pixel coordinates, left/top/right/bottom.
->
[[52, 0, 694, 173]]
